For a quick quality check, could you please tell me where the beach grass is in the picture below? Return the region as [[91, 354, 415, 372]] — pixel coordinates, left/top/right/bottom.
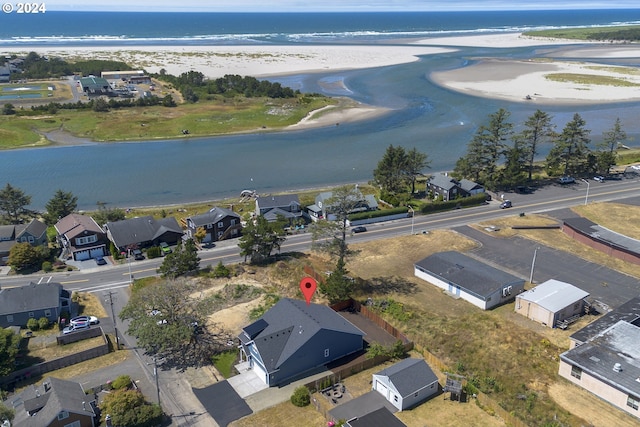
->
[[544, 73, 640, 87], [524, 25, 640, 40], [0, 95, 336, 148]]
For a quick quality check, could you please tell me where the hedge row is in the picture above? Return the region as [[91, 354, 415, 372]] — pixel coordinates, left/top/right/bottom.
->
[[348, 206, 409, 221], [419, 193, 487, 214]]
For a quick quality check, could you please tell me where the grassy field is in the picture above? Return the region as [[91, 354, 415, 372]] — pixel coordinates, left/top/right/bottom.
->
[[0, 87, 340, 149], [545, 72, 640, 87]]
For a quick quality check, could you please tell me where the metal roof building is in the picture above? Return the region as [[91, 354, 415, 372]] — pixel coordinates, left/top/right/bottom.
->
[[515, 279, 590, 328]]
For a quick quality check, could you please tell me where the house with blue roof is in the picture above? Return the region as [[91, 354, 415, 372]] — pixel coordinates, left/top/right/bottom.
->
[[372, 358, 439, 411], [238, 298, 365, 386]]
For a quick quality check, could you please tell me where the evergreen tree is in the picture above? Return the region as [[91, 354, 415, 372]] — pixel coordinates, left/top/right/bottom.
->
[[157, 238, 200, 278], [0, 183, 32, 224], [597, 118, 626, 175], [44, 189, 78, 225], [547, 113, 591, 176], [319, 257, 353, 303], [405, 148, 431, 194], [373, 145, 409, 195], [238, 216, 286, 264], [516, 110, 556, 180]]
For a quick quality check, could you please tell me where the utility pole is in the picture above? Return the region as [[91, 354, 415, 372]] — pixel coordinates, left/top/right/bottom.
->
[[153, 356, 160, 406], [104, 291, 120, 349]]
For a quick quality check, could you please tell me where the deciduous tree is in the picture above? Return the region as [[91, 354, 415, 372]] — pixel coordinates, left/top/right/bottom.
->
[[0, 327, 20, 377], [8, 242, 40, 272], [44, 189, 78, 225], [100, 389, 163, 427], [120, 279, 233, 368], [0, 183, 32, 224], [405, 147, 431, 194]]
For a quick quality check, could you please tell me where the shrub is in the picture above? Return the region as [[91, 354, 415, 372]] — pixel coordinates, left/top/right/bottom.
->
[[146, 246, 161, 259], [42, 261, 52, 272], [290, 385, 310, 407], [213, 261, 230, 278], [110, 375, 132, 390], [26, 318, 39, 331], [38, 317, 49, 330]]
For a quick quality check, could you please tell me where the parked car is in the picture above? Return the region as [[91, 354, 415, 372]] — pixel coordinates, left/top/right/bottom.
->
[[352, 226, 367, 233], [515, 185, 533, 194], [132, 249, 144, 260], [95, 256, 107, 265], [500, 200, 513, 209], [70, 315, 99, 326], [62, 323, 90, 334], [160, 242, 172, 255], [558, 176, 575, 184]]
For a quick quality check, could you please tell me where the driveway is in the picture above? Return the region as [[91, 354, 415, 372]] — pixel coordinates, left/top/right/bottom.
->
[[454, 225, 640, 309], [193, 381, 252, 427]]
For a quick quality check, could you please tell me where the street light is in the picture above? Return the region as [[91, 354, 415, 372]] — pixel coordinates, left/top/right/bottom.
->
[[408, 206, 415, 235], [581, 178, 590, 205], [529, 247, 540, 284]]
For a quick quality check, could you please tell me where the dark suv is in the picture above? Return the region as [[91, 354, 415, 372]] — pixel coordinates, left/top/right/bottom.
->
[[132, 249, 144, 260]]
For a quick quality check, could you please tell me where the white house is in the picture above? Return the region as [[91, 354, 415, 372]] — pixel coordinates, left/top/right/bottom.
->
[[515, 279, 589, 328], [414, 251, 525, 310], [372, 358, 439, 411]]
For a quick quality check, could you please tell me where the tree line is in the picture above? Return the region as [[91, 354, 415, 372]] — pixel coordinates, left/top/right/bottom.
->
[[453, 108, 626, 189], [1, 52, 133, 80], [153, 71, 299, 103]]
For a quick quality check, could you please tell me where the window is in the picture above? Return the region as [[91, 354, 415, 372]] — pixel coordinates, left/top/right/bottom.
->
[[75, 235, 97, 245], [217, 231, 223, 238], [206, 223, 212, 229], [628, 395, 639, 410], [6, 315, 13, 323], [324, 348, 330, 357], [574, 302, 580, 310], [570, 365, 582, 380], [58, 410, 69, 420], [414, 392, 419, 397], [64, 421, 81, 427], [231, 219, 237, 225], [394, 395, 398, 402], [45, 310, 52, 317], [218, 222, 224, 228], [28, 236, 34, 243], [28, 312, 35, 318]]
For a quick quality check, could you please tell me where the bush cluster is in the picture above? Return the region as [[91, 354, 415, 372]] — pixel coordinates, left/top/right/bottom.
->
[[290, 386, 311, 407]]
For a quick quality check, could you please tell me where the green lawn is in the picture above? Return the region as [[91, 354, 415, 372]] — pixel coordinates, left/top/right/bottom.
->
[[212, 350, 238, 378]]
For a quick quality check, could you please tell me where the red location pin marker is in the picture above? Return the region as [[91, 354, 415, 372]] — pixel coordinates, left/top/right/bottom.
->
[[299, 277, 317, 305]]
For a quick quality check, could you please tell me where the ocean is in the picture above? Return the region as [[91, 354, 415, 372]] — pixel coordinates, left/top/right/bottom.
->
[[2, 10, 640, 210], [2, 10, 640, 46]]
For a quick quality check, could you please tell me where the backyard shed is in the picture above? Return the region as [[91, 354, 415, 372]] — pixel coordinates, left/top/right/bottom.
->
[[414, 251, 525, 310], [372, 358, 439, 411], [515, 279, 589, 328]]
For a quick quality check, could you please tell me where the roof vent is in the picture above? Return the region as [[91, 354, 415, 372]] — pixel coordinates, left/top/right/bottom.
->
[[613, 363, 623, 372]]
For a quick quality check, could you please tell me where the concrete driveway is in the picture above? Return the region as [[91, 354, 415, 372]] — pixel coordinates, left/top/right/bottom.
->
[[228, 362, 268, 398]]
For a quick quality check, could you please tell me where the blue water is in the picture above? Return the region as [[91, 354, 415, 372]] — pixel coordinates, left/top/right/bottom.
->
[[2, 10, 640, 210], [0, 94, 42, 100], [2, 86, 43, 91]]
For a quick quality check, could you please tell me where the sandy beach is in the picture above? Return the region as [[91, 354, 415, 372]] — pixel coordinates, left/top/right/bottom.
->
[[4, 33, 640, 116]]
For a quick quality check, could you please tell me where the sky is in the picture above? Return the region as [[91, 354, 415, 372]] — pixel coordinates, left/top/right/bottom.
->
[[42, 1, 640, 13]]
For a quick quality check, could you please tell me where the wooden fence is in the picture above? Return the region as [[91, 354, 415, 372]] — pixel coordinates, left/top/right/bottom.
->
[[1, 327, 110, 387]]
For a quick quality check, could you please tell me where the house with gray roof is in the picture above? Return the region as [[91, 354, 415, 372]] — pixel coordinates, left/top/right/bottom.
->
[[79, 76, 112, 96], [0, 66, 10, 82], [55, 213, 109, 261], [515, 279, 589, 328], [0, 219, 47, 265], [372, 358, 439, 411], [185, 207, 241, 243], [569, 296, 640, 349], [255, 194, 307, 224], [307, 187, 378, 221], [414, 251, 525, 310], [345, 407, 408, 427], [8, 376, 97, 427], [105, 215, 183, 251], [426, 173, 484, 202], [0, 282, 71, 328], [238, 298, 365, 386], [559, 320, 640, 420]]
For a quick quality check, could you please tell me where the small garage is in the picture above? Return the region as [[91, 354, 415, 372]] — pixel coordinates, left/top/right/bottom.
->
[[515, 279, 589, 328], [372, 358, 439, 411]]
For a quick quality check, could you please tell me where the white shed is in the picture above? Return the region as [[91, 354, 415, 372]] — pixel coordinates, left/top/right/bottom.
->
[[515, 279, 589, 328], [372, 358, 438, 411]]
